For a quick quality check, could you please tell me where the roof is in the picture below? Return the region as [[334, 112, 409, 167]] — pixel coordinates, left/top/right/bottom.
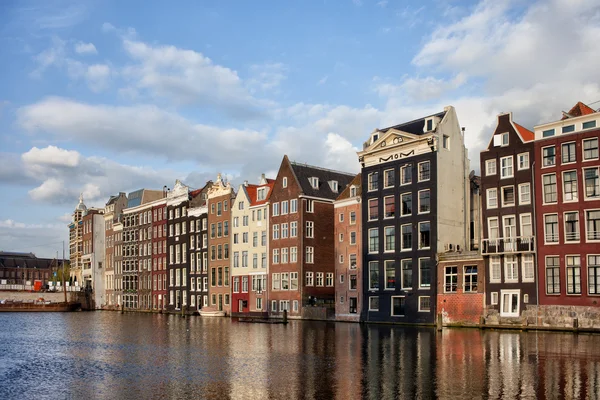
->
[[379, 111, 446, 135], [0, 252, 65, 270], [561, 101, 596, 120], [289, 160, 355, 201], [335, 173, 362, 202], [245, 179, 275, 207], [513, 122, 534, 142]]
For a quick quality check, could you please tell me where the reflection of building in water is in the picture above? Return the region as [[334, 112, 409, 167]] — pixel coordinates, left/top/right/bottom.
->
[[435, 329, 486, 398], [265, 323, 301, 398], [297, 322, 337, 399], [363, 326, 436, 399], [334, 323, 363, 397], [227, 322, 270, 399]]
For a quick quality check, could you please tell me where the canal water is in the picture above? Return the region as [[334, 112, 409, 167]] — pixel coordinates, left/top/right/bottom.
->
[[1, 313, 599, 400]]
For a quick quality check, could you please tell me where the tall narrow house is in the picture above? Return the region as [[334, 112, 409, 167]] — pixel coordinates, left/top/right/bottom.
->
[[268, 155, 354, 319], [203, 174, 235, 316], [187, 182, 212, 313], [534, 102, 600, 312], [231, 175, 273, 317], [356, 106, 469, 324], [480, 113, 536, 320], [103, 192, 127, 309]]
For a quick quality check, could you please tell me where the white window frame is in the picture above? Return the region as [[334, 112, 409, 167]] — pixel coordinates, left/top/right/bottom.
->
[[485, 159, 497, 176], [517, 152, 529, 170], [518, 183, 530, 205], [486, 188, 498, 209], [501, 185, 515, 207], [500, 155, 514, 179]]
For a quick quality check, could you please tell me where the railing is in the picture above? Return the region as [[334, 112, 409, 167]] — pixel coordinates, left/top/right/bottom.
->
[[482, 236, 535, 255]]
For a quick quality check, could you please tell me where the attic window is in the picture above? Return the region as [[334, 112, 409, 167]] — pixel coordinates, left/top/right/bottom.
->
[[350, 186, 357, 197], [329, 181, 339, 192], [257, 188, 266, 201], [543, 129, 555, 138], [583, 121, 597, 130], [372, 133, 379, 144], [310, 177, 319, 189], [562, 125, 575, 133], [426, 119, 433, 132], [502, 132, 509, 146], [283, 177, 288, 188]]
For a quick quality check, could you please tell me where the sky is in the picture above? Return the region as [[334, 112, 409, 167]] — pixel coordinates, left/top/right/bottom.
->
[[1, 0, 599, 258]]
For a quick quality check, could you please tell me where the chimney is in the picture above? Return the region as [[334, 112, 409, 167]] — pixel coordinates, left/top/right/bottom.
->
[[244, 180, 248, 186]]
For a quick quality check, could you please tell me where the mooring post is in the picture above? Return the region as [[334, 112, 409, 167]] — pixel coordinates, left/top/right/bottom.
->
[[283, 309, 288, 324], [436, 313, 442, 331]]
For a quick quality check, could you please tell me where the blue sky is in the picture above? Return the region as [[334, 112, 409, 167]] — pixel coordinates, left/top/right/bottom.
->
[[1, 0, 599, 257]]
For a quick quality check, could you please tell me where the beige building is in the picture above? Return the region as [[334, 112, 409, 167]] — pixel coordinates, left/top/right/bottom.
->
[[231, 175, 274, 316], [68, 194, 87, 286]]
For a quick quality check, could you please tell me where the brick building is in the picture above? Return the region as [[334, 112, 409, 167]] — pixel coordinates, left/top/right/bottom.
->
[[268, 155, 354, 319], [151, 201, 167, 310], [103, 192, 127, 309], [334, 173, 362, 322], [187, 182, 212, 313]]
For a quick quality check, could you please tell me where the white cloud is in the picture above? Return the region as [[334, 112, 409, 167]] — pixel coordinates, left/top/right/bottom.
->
[[247, 63, 288, 92], [29, 178, 67, 202], [22, 145, 81, 167], [74, 41, 97, 55]]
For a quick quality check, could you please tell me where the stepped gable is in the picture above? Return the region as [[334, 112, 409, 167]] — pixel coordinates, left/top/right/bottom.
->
[[290, 161, 355, 200]]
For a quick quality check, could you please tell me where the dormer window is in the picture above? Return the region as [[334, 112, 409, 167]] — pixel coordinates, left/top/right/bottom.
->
[[493, 132, 509, 147], [372, 133, 379, 144], [350, 186, 357, 197], [329, 180, 339, 192], [257, 188, 266, 201], [426, 119, 433, 132], [310, 177, 319, 189]]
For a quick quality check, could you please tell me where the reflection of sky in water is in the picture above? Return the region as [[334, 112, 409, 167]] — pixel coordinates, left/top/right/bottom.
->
[[1, 313, 600, 399]]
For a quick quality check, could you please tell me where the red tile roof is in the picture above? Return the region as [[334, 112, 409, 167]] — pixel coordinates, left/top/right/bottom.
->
[[561, 101, 596, 120], [513, 122, 534, 142], [245, 180, 275, 207]]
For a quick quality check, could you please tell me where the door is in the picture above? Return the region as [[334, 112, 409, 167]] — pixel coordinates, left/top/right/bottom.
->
[[239, 299, 244, 313], [218, 294, 223, 311], [500, 290, 520, 317], [503, 216, 516, 252]]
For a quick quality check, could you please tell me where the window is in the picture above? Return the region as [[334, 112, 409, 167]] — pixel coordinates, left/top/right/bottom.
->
[[349, 275, 357, 290], [401, 224, 412, 251], [464, 266, 478, 292], [281, 273, 289, 290], [339, 213, 344, 222], [401, 164, 412, 185], [368, 172, 379, 191], [445, 266, 457, 293], [306, 272, 314, 286], [306, 200, 314, 213], [418, 190, 430, 213], [544, 214, 559, 243], [490, 256, 501, 283], [391, 297, 405, 316], [369, 261, 379, 290], [272, 249, 279, 264], [443, 135, 450, 149], [271, 300, 277, 312], [500, 290, 520, 317], [562, 142, 576, 164], [583, 138, 599, 160], [401, 259, 412, 289], [326, 273, 334, 287], [504, 255, 518, 282], [587, 255, 600, 294], [565, 212, 580, 242], [282, 177, 288, 188], [543, 174, 557, 203], [309, 177, 319, 189], [543, 129, 555, 138], [401, 193, 412, 215], [520, 214, 532, 238], [491, 292, 498, 305], [369, 297, 379, 311], [349, 254, 357, 269], [368, 199, 379, 220], [543, 146, 556, 167], [384, 226, 395, 252], [306, 246, 314, 263], [350, 231, 356, 245], [566, 256, 581, 295], [419, 222, 430, 249], [518, 153, 529, 170], [384, 169, 395, 188], [234, 252, 239, 268], [501, 186, 515, 207], [562, 124, 575, 133], [262, 252, 267, 267], [587, 210, 600, 241], [272, 203, 279, 216], [486, 159, 497, 176], [500, 156, 513, 178], [233, 277, 239, 293], [305, 221, 314, 238], [350, 211, 356, 224], [518, 183, 530, 205], [350, 186, 357, 197], [272, 273, 280, 290], [281, 201, 288, 215], [583, 121, 597, 130], [281, 223, 288, 239], [384, 196, 395, 218], [290, 199, 297, 213], [339, 233, 344, 243], [563, 171, 578, 201], [316, 272, 324, 286], [290, 222, 297, 237], [262, 230, 267, 246], [281, 248, 288, 264], [419, 296, 431, 312], [419, 258, 431, 288], [290, 272, 298, 290], [487, 188, 498, 209], [369, 228, 379, 253], [418, 161, 430, 181], [273, 224, 279, 240], [585, 168, 600, 199], [217, 202, 222, 216]]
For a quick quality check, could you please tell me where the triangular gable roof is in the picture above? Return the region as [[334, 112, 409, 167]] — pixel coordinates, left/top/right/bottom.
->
[[284, 156, 355, 201], [247, 180, 275, 207], [513, 122, 534, 142], [336, 173, 362, 202], [561, 101, 596, 120]]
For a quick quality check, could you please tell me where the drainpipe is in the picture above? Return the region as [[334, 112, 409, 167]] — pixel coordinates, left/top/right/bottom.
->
[[531, 161, 539, 325]]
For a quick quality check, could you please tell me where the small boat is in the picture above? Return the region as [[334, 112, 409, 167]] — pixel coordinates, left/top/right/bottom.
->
[[0, 300, 80, 312]]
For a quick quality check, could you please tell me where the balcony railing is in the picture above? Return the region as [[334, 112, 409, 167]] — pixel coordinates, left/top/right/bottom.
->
[[482, 236, 535, 255]]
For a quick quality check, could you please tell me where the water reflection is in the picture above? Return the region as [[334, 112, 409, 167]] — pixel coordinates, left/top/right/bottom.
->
[[2, 313, 600, 399]]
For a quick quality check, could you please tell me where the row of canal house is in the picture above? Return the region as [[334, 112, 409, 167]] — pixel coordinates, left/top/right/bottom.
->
[[67, 101, 600, 327]]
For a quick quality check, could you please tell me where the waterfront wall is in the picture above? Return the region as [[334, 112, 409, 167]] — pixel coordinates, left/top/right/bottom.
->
[[483, 305, 600, 330], [0, 291, 66, 302], [438, 293, 484, 326]]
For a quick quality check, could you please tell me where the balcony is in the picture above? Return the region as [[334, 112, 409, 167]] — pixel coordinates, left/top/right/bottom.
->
[[482, 236, 535, 255]]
